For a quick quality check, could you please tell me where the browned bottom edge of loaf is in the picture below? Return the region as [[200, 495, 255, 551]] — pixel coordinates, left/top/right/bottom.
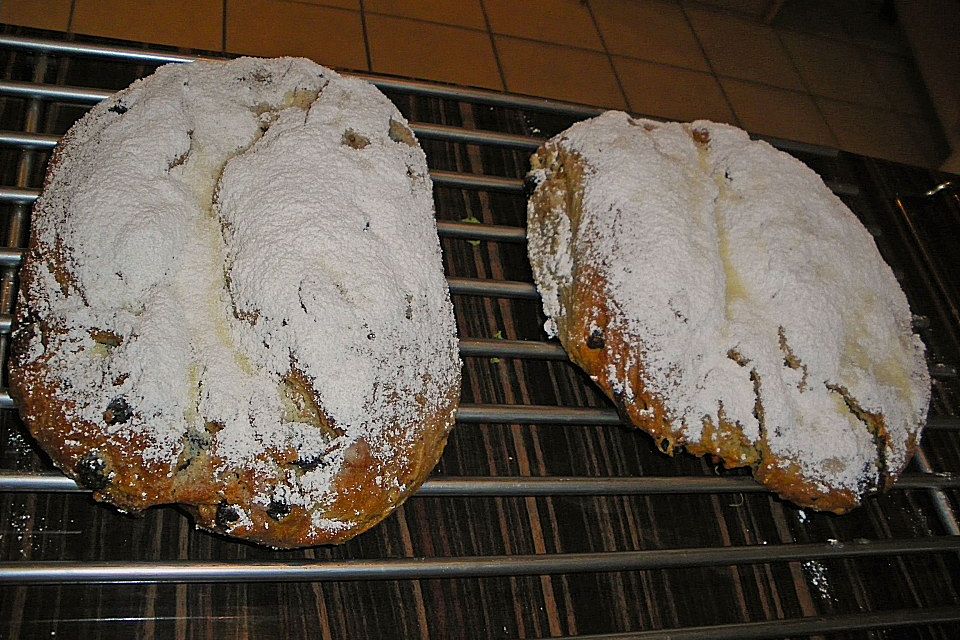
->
[[189, 387, 459, 548], [9, 329, 459, 548]]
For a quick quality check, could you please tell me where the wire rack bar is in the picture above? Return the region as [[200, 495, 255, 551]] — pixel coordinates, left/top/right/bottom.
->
[[429, 170, 522, 192], [1, 323, 952, 380], [412, 122, 540, 150], [1, 536, 958, 584], [1, 470, 956, 495], [0, 248, 21, 267], [915, 447, 960, 536], [0, 392, 956, 430], [456, 403, 960, 430], [0, 125, 537, 163], [0, 186, 39, 204], [0, 233, 527, 270], [0, 173, 526, 204], [0, 313, 944, 381], [459, 338, 567, 359], [0, 130, 56, 149], [436, 221, 526, 242], [458, 339, 959, 385], [446, 277, 538, 299], [0, 34, 218, 64], [824, 180, 860, 197], [0, 123, 859, 196], [0, 127, 542, 153], [454, 403, 621, 424], [0, 117, 858, 196], [547, 606, 960, 640], [930, 363, 957, 379], [0, 118, 538, 159], [0, 79, 111, 103], [6, 114, 536, 153]]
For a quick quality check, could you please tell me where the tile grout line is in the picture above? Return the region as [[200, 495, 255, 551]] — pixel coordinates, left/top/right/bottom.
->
[[584, 0, 631, 114], [772, 28, 841, 149], [278, 0, 356, 8], [367, 8, 489, 33], [357, 0, 373, 72], [477, 0, 508, 92], [606, 49, 716, 77], [677, 3, 742, 129], [67, 0, 77, 33], [221, 0, 227, 53], [783, 24, 910, 59]]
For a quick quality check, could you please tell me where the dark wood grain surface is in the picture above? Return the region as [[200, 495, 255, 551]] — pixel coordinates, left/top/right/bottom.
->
[[0, 28, 958, 640]]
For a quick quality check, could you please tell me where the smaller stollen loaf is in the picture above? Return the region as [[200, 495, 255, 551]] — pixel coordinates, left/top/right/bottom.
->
[[526, 111, 930, 512]]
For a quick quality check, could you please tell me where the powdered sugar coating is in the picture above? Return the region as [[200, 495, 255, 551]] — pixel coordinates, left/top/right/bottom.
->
[[14, 58, 460, 541], [528, 112, 930, 497]]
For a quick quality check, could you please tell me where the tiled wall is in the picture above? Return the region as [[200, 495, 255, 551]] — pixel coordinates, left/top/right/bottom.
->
[[0, 0, 948, 168]]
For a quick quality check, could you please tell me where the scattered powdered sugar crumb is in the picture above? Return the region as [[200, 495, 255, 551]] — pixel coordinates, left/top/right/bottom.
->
[[312, 515, 352, 534], [802, 559, 836, 603], [527, 111, 930, 496], [18, 57, 460, 537]]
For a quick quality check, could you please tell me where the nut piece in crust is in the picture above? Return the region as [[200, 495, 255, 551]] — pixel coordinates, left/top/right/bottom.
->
[[526, 112, 930, 512]]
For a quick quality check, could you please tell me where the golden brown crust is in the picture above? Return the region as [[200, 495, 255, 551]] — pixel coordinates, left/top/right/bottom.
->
[[186, 388, 457, 547], [10, 344, 179, 510]]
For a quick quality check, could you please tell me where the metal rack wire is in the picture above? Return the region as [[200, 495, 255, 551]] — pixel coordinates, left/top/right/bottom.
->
[[0, 31, 958, 639]]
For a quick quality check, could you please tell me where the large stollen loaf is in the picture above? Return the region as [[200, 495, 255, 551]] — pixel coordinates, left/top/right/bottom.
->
[[10, 57, 461, 547]]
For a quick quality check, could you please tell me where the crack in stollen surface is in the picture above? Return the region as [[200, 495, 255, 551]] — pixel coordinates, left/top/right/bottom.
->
[[172, 90, 330, 474], [778, 326, 810, 392], [826, 382, 890, 490]]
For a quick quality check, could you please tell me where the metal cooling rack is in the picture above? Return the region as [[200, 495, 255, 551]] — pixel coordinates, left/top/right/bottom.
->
[[0, 32, 958, 639]]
